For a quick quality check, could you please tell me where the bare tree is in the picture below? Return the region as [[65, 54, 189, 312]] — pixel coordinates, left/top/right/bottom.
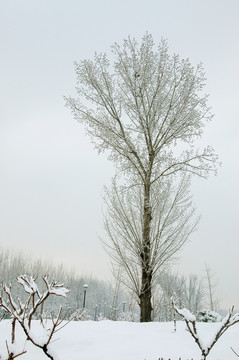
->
[[157, 271, 204, 321], [204, 263, 220, 311], [66, 33, 218, 321], [184, 275, 204, 314]]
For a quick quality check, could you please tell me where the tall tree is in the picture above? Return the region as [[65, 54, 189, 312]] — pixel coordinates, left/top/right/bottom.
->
[[66, 33, 218, 321]]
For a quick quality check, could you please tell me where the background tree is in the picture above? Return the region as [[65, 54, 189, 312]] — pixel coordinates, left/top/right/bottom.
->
[[66, 33, 218, 321], [157, 271, 204, 321], [204, 263, 221, 311]]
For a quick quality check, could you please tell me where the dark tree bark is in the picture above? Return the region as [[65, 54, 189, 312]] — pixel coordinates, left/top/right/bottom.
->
[[140, 182, 153, 321]]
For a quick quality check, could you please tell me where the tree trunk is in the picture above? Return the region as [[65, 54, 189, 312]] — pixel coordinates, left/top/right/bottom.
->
[[140, 269, 152, 321], [140, 182, 153, 322]]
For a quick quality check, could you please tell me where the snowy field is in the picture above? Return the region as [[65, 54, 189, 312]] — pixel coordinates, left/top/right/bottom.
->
[[1, 319, 239, 360]]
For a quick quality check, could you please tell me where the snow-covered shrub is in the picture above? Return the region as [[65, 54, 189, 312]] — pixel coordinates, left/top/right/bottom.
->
[[96, 312, 108, 321], [172, 297, 239, 360], [197, 309, 222, 322], [70, 307, 91, 321], [0, 275, 70, 359], [117, 311, 140, 322]]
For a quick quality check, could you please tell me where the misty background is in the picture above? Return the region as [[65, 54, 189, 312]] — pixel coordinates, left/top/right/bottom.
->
[[0, 0, 239, 309]]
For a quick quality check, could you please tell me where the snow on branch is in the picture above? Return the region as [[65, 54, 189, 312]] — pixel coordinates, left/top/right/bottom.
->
[[42, 275, 70, 297], [171, 296, 239, 360], [17, 275, 40, 295], [173, 305, 196, 323]]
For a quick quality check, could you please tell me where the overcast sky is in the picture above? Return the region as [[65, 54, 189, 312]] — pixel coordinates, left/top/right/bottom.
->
[[1, 0, 239, 309]]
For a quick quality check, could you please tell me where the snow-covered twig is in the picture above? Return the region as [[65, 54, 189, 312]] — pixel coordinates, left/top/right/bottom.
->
[[172, 296, 239, 360]]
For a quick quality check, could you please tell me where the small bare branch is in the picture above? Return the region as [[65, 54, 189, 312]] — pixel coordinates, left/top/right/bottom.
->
[[231, 347, 239, 357], [5, 340, 27, 359]]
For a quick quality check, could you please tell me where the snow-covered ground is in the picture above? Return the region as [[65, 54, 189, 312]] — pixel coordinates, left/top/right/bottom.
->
[[1, 319, 239, 360]]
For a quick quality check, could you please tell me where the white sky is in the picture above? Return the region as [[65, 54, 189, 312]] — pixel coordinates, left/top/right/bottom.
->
[[1, 0, 239, 309]]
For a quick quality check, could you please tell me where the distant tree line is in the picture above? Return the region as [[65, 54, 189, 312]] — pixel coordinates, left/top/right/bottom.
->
[[0, 248, 221, 322], [0, 247, 122, 320]]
